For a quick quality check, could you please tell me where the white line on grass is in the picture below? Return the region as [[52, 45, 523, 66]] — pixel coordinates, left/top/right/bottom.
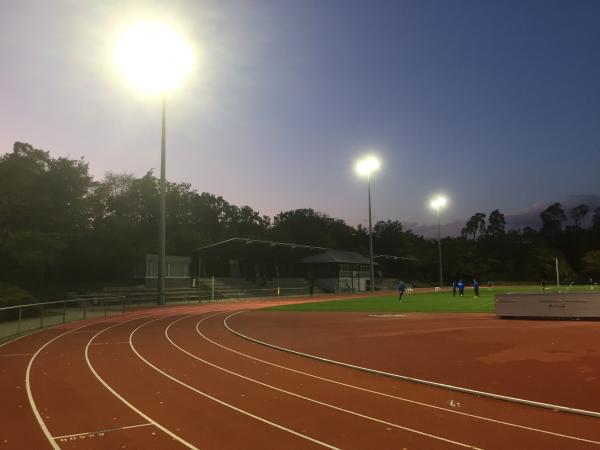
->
[[165, 314, 483, 449], [224, 311, 600, 419], [197, 312, 600, 446], [130, 317, 342, 450]]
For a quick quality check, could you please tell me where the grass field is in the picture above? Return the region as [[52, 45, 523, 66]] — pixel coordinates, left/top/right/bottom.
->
[[266, 285, 595, 313]]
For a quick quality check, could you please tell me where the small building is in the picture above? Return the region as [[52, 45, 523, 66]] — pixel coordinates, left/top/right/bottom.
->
[[134, 255, 192, 288], [298, 250, 372, 292]]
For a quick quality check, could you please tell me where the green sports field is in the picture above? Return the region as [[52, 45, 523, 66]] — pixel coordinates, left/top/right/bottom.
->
[[266, 285, 594, 313]]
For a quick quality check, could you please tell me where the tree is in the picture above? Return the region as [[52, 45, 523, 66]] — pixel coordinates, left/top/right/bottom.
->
[[592, 207, 600, 231], [0, 142, 93, 286], [486, 209, 506, 237], [569, 204, 589, 228], [461, 213, 486, 240], [540, 203, 566, 235], [582, 251, 600, 279], [271, 209, 356, 249]]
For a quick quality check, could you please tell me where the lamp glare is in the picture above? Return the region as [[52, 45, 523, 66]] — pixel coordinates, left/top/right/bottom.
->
[[355, 156, 381, 176], [115, 23, 194, 94]]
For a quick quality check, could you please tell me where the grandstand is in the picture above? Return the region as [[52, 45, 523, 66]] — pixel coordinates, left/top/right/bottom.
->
[[131, 238, 413, 295], [194, 238, 375, 293]]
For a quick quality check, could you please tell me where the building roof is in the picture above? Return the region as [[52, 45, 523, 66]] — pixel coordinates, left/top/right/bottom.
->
[[194, 237, 328, 252], [298, 250, 371, 265]]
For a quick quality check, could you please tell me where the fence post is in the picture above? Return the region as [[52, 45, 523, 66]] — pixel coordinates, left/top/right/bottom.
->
[[18, 307, 22, 334]]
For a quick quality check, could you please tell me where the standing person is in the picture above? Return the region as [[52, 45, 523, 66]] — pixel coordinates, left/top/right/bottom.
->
[[473, 279, 480, 298], [457, 280, 465, 297], [452, 281, 457, 297], [488, 280, 492, 289], [398, 280, 406, 301], [541, 279, 547, 290]]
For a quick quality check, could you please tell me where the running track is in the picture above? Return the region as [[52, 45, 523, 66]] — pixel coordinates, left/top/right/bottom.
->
[[1, 299, 599, 449]]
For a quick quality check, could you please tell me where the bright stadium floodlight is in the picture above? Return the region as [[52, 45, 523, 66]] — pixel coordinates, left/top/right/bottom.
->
[[355, 155, 381, 177], [429, 195, 448, 289], [114, 23, 194, 94], [114, 23, 194, 305], [355, 155, 381, 293]]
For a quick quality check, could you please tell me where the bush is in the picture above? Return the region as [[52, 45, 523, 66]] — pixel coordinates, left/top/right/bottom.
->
[[0, 283, 37, 308]]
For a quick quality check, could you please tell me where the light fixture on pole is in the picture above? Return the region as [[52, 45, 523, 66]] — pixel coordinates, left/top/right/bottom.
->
[[430, 195, 447, 288], [355, 155, 381, 292], [115, 23, 194, 305]]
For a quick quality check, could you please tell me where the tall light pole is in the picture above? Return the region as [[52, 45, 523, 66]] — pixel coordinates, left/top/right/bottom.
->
[[355, 156, 381, 292], [114, 23, 194, 304], [430, 195, 447, 288]]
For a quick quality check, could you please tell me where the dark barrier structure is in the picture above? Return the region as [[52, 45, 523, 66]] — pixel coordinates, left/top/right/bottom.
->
[[496, 291, 600, 319]]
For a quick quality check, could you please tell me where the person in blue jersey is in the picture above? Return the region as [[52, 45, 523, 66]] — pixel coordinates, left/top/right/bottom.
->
[[398, 280, 406, 301], [457, 280, 465, 297], [473, 279, 480, 298]]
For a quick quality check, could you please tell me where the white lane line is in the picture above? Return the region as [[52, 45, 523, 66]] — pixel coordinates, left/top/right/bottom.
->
[[224, 311, 600, 419], [53, 422, 152, 440], [26, 321, 114, 450], [22, 312, 158, 450], [85, 316, 201, 450], [165, 315, 482, 450], [89, 341, 130, 346], [131, 318, 341, 450], [197, 313, 600, 447]]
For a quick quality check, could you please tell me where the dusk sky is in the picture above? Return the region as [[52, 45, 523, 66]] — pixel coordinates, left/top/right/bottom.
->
[[2, 0, 599, 236]]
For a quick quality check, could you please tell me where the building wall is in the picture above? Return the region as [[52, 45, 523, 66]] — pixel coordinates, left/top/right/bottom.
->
[[137, 255, 192, 288]]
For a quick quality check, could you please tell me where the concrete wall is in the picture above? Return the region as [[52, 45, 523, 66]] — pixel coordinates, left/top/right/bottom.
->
[[496, 292, 600, 318]]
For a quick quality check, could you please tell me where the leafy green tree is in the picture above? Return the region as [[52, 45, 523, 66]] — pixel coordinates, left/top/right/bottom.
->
[[461, 213, 486, 240], [0, 142, 93, 286], [541, 203, 566, 235], [569, 204, 589, 228], [486, 209, 506, 237], [582, 251, 600, 279], [592, 207, 600, 231]]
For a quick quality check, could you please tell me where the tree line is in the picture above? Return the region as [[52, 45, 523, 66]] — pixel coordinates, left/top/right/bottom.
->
[[1, 142, 599, 300]]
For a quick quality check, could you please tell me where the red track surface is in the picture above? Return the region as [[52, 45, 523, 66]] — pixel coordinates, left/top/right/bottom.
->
[[1, 298, 599, 449]]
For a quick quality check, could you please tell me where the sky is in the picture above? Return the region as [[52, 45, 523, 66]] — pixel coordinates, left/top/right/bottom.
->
[[1, 0, 599, 236]]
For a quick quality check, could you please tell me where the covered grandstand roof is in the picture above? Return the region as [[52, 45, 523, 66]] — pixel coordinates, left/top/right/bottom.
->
[[194, 237, 328, 252], [298, 250, 371, 265]]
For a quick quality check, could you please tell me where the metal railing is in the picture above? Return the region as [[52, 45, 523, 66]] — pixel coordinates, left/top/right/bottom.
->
[[0, 285, 318, 343]]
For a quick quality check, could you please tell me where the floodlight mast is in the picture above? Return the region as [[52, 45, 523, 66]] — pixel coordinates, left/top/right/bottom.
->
[[115, 23, 194, 305], [430, 196, 447, 288], [355, 156, 381, 292]]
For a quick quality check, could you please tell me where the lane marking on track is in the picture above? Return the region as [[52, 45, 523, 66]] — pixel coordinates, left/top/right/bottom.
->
[[89, 341, 130, 346], [25, 312, 159, 450], [165, 315, 482, 450], [215, 315, 589, 442], [367, 314, 406, 317], [26, 321, 115, 450], [131, 317, 342, 450], [53, 422, 152, 440], [224, 311, 600, 419], [201, 313, 600, 446], [85, 316, 201, 450]]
